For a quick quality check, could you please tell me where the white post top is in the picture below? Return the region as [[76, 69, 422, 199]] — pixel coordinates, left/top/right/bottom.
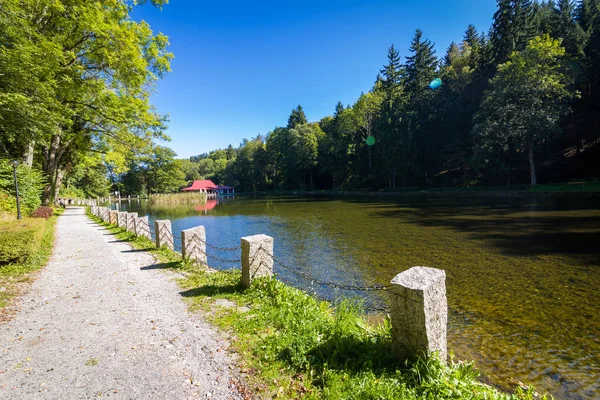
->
[[241, 234, 273, 243], [390, 266, 445, 290]]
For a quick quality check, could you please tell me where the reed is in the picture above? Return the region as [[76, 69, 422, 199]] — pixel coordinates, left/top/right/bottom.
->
[[148, 192, 207, 206]]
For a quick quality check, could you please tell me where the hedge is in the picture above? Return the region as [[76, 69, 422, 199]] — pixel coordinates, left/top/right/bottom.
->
[[0, 218, 46, 265]]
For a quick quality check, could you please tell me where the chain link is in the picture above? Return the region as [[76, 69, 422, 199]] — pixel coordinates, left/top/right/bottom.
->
[[200, 239, 241, 252], [277, 275, 391, 313], [257, 246, 390, 292]]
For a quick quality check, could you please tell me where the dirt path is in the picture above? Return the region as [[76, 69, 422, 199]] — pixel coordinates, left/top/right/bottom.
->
[[0, 207, 241, 399]]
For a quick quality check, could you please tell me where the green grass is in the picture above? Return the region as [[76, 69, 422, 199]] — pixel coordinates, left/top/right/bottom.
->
[[86, 209, 547, 400], [0, 208, 64, 310]]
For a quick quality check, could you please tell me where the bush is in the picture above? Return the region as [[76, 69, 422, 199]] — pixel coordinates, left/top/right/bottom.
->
[[0, 219, 46, 265], [30, 206, 54, 218], [0, 160, 46, 214]]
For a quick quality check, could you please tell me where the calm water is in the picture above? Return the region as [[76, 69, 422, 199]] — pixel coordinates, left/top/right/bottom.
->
[[108, 195, 600, 399]]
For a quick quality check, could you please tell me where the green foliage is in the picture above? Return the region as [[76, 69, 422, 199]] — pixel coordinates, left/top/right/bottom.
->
[[287, 105, 308, 129], [0, 160, 45, 214], [0, 219, 46, 265], [0, 0, 173, 203], [473, 35, 577, 184]]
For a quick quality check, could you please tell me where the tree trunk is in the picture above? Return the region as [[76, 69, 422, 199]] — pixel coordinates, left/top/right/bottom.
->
[[42, 134, 61, 205], [528, 142, 537, 185], [55, 168, 64, 198], [23, 141, 35, 167]]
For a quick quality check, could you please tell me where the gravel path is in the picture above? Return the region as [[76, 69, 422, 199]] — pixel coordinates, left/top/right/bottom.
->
[[0, 207, 241, 399]]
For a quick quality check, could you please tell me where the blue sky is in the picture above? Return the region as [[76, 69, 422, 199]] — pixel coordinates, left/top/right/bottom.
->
[[132, 0, 498, 159]]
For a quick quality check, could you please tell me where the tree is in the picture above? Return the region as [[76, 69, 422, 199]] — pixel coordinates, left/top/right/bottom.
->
[[380, 45, 403, 92], [287, 105, 308, 129], [143, 146, 186, 194], [472, 35, 576, 185], [0, 0, 173, 204], [491, 0, 536, 64], [405, 29, 438, 95]]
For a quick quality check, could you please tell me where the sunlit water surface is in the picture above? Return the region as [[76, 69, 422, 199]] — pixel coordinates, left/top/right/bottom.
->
[[108, 195, 600, 399]]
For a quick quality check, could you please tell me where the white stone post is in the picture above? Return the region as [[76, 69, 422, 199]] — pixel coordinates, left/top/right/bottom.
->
[[241, 234, 273, 288], [134, 216, 151, 240], [117, 212, 128, 228], [181, 226, 207, 265], [389, 266, 447, 363], [155, 220, 174, 250], [126, 212, 138, 233], [109, 210, 118, 225]]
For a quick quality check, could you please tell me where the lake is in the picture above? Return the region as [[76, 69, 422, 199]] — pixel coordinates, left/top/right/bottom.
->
[[107, 194, 600, 399]]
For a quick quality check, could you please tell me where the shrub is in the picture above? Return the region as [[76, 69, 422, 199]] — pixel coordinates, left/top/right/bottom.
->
[[30, 206, 54, 218], [0, 160, 46, 214], [0, 219, 46, 265]]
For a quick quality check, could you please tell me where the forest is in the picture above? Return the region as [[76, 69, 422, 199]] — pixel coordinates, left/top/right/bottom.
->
[[169, 0, 600, 193], [1, 0, 600, 203]]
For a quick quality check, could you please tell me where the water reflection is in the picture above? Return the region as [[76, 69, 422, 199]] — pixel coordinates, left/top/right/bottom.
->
[[104, 195, 600, 399]]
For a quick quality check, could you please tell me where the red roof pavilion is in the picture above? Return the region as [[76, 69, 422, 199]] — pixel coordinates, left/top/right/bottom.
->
[[181, 179, 217, 191]]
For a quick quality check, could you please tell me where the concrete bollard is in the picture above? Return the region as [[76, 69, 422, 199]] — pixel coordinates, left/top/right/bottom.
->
[[126, 212, 138, 233], [134, 216, 151, 240], [109, 210, 118, 225], [241, 234, 274, 288], [117, 212, 128, 228], [181, 226, 207, 265], [155, 220, 174, 250], [389, 266, 447, 363]]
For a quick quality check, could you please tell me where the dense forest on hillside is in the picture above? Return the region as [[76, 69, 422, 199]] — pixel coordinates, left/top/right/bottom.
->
[[2, 1, 600, 202], [168, 0, 600, 193]]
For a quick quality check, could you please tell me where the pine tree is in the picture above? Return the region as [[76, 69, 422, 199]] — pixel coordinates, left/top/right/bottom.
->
[[405, 29, 438, 94], [379, 44, 403, 91], [491, 0, 535, 64], [576, 0, 600, 33], [444, 42, 461, 66], [551, 0, 586, 55], [287, 105, 308, 129], [334, 101, 344, 118], [464, 24, 480, 48], [491, 0, 514, 63]]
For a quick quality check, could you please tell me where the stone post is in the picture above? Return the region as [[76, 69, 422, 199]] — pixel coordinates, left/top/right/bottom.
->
[[109, 210, 118, 226], [155, 220, 174, 250], [181, 226, 207, 265], [117, 212, 128, 228], [126, 212, 138, 233], [241, 234, 273, 288], [134, 216, 151, 240], [389, 266, 447, 363]]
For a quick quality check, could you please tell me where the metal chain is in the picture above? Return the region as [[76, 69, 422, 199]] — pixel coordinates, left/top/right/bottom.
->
[[277, 275, 391, 313], [257, 246, 390, 292], [200, 239, 241, 252]]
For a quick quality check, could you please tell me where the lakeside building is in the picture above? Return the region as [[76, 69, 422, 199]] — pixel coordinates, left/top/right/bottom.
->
[[181, 180, 235, 196]]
